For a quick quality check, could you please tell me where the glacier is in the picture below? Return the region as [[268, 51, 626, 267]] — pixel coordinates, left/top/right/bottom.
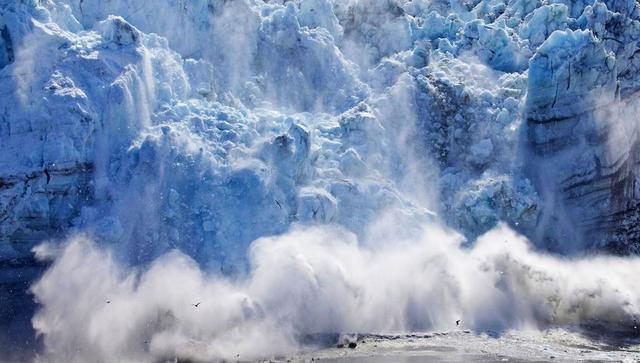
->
[[1, 0, 640, 361]]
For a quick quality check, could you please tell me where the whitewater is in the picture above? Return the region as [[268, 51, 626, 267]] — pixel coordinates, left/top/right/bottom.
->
[[1, 0, 640, 362]]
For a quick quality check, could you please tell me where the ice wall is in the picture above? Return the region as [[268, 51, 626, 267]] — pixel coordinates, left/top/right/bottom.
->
[[525, 10, 640, 253], [1, 0, 639, 273]]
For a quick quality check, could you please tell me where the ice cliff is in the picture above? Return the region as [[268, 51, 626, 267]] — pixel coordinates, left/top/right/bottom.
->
[[2, 0, 640, 360], [1, 0, 640, 354], [1, 0, 640, 269]]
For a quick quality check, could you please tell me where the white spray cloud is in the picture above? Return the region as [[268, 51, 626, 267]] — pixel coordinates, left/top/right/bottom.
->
[[30, 223, 640, 362]]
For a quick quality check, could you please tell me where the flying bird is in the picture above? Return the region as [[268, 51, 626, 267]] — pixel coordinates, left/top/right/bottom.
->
[[192, 302, 202, 308], [106, 300, 111, 304], [44, 169, 51, 184], [456, 320, 461, 326]]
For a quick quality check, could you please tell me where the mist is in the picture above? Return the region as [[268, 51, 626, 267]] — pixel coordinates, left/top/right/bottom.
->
[[29, 222, 640, 362]]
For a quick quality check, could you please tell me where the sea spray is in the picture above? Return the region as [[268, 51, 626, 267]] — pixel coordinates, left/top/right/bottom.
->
[[31, 224, 640, 362]]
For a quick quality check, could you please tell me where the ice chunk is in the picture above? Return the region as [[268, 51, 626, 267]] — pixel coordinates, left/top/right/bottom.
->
[[526, 29, 617, 122], [467, 139, 494, 167], [96, 16, 141, 47], [298, 0, 343, 39], [518, 4, 570, 48]]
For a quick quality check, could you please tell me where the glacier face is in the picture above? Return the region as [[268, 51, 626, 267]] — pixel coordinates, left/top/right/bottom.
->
[[1, 0, 640, 359], [0, 0, 636, 262]]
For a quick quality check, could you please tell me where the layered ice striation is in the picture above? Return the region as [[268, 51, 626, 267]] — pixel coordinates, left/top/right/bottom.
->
[[525, 8, 640, 253], [1, 0, 640, 305]]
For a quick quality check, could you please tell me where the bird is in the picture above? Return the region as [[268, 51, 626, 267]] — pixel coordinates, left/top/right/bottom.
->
[[44, 169, 51, 184], [456, 320, 461, 326], [106, 300, 111, 304], [191, 302, 202, 308], [275, 199, 282, 209]]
